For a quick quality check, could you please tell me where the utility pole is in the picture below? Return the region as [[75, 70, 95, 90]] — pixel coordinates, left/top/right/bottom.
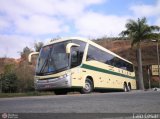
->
[[152, 40, 160, 88], [157, 41, 160, 88], [147, 66, 151, 89], [0, 73, 2, 93]]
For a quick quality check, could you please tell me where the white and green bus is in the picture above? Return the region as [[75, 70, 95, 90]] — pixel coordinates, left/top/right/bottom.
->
[[29, 37, 136, 94]]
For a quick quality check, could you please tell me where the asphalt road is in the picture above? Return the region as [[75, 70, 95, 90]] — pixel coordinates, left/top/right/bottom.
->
[[0, 91, 160, 119]]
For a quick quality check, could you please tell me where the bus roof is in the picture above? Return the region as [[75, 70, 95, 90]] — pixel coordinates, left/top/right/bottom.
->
[[44, 37, 133, 64]]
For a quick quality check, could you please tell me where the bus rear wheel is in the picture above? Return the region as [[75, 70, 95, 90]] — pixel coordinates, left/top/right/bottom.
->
[[128, 84, 131, 92], [81, 78, 93, 94]]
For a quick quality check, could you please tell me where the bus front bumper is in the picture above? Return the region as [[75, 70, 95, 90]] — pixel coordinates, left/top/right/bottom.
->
[[34, 74, 71, 91]]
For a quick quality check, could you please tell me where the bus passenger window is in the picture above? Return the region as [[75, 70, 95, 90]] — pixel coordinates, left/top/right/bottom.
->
[[87, 55, 95, 61]]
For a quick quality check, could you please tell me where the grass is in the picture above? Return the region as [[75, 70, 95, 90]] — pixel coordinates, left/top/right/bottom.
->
[[0, 91, 54, 98]]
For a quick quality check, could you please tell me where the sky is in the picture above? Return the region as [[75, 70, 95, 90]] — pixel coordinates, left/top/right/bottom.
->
[[0, 0, 160, 58]]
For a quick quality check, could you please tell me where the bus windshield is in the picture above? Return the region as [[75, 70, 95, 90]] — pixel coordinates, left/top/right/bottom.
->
[[36, 41, 69, 75]]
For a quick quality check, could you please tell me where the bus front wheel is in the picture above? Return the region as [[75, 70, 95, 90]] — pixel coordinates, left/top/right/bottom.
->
[[123, 83, 128, 92], [81, 78, 93, 94]]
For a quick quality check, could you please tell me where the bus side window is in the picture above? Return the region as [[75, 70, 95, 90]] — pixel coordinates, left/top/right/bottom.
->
[[87, 55, 95, 61], [87, 45, 98, 61]]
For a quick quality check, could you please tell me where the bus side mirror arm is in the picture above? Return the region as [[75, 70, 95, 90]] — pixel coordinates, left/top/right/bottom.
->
[[66, 43, 80, 54], [28, 52, 39, 64]]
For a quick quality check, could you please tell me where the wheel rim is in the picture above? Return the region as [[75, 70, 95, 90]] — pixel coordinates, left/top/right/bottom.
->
[[84, 81, 91, 92], [124, 85, 127, 92]]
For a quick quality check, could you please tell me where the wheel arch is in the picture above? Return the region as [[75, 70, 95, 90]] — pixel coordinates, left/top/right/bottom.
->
[[124, 81, 127, 86], [128, 82, 131, 89]]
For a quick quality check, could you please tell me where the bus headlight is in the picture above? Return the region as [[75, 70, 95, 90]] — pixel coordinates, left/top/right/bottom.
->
[[59, 73, 71, 79]]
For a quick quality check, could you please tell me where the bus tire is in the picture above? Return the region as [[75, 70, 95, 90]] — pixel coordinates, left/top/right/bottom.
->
[[54, 90, 68, 95], [123, 83, 128, 92], [128, 83, 131, 92], [81, 78, 93, 94]]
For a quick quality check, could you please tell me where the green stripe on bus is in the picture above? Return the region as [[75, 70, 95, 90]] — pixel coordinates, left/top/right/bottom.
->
[[81, 64, 136, 80]]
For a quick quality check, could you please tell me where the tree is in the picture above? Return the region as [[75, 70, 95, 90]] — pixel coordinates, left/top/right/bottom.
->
[[20, 47, 32, 60], [34, 42, 44, 52], [2, 64, 18, 93], [16, 59, 35, 92], [16, 46, 35, 92], [120, 17, 160, 90]]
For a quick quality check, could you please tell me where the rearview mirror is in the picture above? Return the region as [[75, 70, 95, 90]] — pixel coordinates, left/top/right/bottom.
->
[[66, 43, 80, 54], [28, 52, 39, 64]]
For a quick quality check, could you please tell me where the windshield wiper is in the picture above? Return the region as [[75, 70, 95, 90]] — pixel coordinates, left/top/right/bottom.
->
[[39, 49, 52, 74], [39, 58, 48, 74]]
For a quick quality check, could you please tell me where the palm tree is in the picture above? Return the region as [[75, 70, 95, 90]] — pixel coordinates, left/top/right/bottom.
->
[[120, 17, 160, 90]]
